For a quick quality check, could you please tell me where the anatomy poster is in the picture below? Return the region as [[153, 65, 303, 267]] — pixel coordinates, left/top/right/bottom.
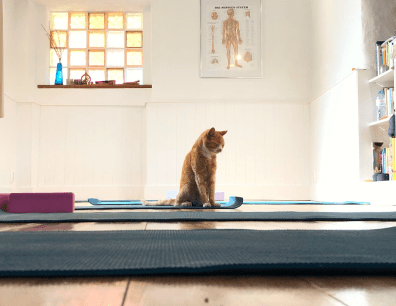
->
[[200, 0, 261, 78]]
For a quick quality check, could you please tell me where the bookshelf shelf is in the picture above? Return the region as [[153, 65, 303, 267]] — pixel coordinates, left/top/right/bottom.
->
[[369, 69, 394, 87], [369, 118, 390, 128]]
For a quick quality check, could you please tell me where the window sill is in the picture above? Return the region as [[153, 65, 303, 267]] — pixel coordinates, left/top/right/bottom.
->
[[37, 84, 152, 89]]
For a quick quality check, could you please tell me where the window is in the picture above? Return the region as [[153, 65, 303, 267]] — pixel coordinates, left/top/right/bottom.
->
[[49, 12, 143, 85]]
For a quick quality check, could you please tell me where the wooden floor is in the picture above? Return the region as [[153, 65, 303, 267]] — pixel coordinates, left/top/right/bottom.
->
[[1, 203, 396, 306]]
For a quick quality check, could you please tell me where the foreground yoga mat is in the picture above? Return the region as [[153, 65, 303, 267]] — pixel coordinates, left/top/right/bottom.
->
[[0, 228, 395, 277], [75, 196, 243, 210], [1, 209, 396, 223]]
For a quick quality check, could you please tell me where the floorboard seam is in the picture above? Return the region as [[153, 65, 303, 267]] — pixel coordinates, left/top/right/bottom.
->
[[121, 278, 131, 306], [299, 277, 349, 306]]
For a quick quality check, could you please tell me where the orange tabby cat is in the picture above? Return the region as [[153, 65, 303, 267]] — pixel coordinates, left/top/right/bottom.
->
[[142, 127, 227, 207]]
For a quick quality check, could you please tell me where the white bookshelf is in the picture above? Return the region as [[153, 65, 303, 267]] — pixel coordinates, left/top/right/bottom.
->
[[367, 69, 395, 181], [369, 69, 394, 88]]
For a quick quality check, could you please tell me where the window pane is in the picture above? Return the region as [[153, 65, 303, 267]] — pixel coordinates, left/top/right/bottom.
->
[[89, 50, 105, 66], [50, 49, 68, 67], [126, 50, 142, 66], [126, 31, 142, 48], [89, 13, 105, 30], [50, 68, 68, 85], [51, 31, 67, 48], [108, 69, 124, 84], [89, 69, 105, 83], [70, 50, 87, 66], [126, 68, 142, 84], [70, 12, 86, 29], [89, 31, 105, 48], [69, 31, 87, 48], [107, 31, 124, 48], [106, 50, 124, 67], [127, 13, 142, 29], [51, 13, 68, 30], [69, 69, 86, 80], [107, 13, 124, 29]]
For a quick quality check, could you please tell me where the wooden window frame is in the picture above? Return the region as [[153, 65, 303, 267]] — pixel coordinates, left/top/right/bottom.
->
[[126, 31, 143, 48], [49, 12, 143, 85], [126, 49, 143, 68]]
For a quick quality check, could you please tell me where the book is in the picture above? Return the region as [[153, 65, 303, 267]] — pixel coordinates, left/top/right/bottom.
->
[[393, 138, 396, 180]]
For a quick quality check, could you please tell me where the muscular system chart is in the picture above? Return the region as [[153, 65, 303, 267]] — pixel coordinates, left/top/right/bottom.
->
[[201, 0, 261, 78]]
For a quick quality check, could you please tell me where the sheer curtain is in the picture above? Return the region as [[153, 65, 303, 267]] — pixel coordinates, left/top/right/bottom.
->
[[0, 0, 3, 118]]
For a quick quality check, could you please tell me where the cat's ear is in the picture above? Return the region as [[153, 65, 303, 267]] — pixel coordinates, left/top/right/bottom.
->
[[218, 130, 227, 136], [208, 127, 216, 137]]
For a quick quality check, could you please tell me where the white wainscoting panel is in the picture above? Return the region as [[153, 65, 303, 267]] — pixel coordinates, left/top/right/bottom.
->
[[35, 106, 143, 200], [0, 96, 18, 192], [145, 102, 311, 200]]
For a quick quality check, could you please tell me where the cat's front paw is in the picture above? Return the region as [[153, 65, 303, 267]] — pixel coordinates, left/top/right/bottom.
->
[[212, 202, 221, 207], [203, 203, 212, 208], [181, 201, 192, 207]]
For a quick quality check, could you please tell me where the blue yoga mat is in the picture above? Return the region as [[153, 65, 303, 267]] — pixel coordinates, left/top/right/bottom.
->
[[75, 196, 243, 210], [77, 198, 369, 209]]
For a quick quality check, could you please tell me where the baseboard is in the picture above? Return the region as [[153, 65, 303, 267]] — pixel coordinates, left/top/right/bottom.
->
[[311, 181, 396, 206], [8, 186, 144, 201], [0, 187, 12, 193], [144, 185, 311, 200]]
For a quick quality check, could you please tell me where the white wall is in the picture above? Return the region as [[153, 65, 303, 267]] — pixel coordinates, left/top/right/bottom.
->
[[151, 0, 312, 103], [361, 0, 396, 79], [0, 96, 17, 192], [310, 71, 360, 201], [146, 102, 311, 200], [310, 0, 365, 101], [3, 0, 314, 201], [3, 0, 40, 103], [33, 106, 143, 200], [309, 0, 396, 205], [144, 0, 313, 199]]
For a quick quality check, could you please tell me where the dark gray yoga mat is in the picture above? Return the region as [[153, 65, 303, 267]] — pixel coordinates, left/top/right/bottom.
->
[[0, 228, 395, 277], [1, 209, 396, 223]]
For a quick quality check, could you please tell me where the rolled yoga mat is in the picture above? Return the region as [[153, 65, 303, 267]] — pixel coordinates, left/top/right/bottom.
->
[[1, 209, 396, 223], [0, 228, 395, 277]]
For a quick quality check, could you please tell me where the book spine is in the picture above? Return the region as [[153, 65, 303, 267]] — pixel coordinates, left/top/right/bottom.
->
[[389, 88, 392, 117], [391, 138, 396, 181], [385, 88, 389, 116], [376, 41, 384, 76]]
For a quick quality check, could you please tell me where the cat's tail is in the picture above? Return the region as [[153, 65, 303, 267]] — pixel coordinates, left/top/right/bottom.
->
[[140, 199, 175, 206]]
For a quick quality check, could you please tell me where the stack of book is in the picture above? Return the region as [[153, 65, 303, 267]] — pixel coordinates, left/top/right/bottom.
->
[[376, 37, 396, 76], [381, 138, 396, 180]]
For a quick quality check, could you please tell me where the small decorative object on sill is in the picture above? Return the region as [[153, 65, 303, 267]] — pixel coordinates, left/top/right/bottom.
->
[[123, 80, 140, 85], [95, 80, 116, 85], [41, 24, 65, 85], [81, 72, 92, 85], [71, 79, 83, 85], [55, 63, 63, 85]]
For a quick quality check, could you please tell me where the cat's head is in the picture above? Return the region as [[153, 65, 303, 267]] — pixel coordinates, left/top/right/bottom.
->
[[204, 127, 227, 154]]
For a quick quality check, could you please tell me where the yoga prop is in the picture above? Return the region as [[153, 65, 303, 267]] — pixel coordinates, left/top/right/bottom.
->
[[1, 209, 396, 223], [0, 228, 395, 277], [3, 193, 74, 213], [79, 196, 243, 210]]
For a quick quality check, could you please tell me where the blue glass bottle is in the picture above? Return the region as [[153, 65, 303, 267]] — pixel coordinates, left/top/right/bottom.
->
[[55, 62, 63, 85]]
